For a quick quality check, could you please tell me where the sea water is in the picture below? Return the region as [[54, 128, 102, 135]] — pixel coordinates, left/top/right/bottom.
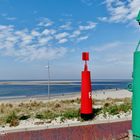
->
[[0, 79, 131, 99]]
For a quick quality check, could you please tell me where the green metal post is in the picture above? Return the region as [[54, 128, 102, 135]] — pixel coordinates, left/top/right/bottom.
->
[[136, 10, 140, 25], [132, 10, 140, 139], [133, 49, 140, 139]]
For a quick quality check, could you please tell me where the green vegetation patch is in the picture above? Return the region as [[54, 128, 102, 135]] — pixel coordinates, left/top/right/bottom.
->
[[102, 102, 131, 115], [35, 110, 59, 120], [0, 97, 132, 127], [62, 109, 80, 119]]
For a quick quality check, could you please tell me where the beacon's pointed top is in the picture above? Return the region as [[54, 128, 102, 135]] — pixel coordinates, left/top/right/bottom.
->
[[136, 10, 140, 25]]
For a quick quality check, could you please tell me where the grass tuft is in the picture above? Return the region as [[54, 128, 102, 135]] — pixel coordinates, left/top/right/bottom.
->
[[6, 111, 19, 127]]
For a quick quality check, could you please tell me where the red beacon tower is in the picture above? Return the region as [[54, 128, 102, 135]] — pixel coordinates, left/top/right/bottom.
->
[[81, 52, 93, 120]]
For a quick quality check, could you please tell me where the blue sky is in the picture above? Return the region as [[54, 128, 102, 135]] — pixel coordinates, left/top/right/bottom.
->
[[0, 0, 140, 80]]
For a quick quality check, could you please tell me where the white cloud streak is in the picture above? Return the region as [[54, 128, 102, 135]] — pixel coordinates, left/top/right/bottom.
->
[[92, 41, 134, 66], [99, 0, 140, 24], [77, 36, 88, 41], [6, 17, 17, 21], [79, 21, 96, 30], [93, 42, 121, 52], [81, 0, 94, 6]]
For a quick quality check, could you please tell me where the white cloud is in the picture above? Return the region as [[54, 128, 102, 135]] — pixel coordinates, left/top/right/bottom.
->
[[6, 17, 16, 21], [70, 30, 81, 38], [59, 22, 72, 30], [89, 41, 133, 79], [55, 32, 69, 40], [0, 18, 97, 61], [0, 13, 16, 21], [14, 47, 67, 61], [38, 18, 53, 27], [42, 29, 56, 35], [93, 42, 120, 52], [77, 36, 88, 41], [91, 41, 134, 65], [101, 0, 140, 24], [31, 30, 40, 36], [0, 25, 14, 30], [79, 21, 96, 30], [98, 17, 108, 22], [0, 25, 66, 61], [42, 29, 50, 35], [58, 38, 68, 44], [38, 36, 53, 46]]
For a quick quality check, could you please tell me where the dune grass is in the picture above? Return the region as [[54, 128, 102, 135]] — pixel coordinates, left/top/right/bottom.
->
[[0, 97, 131, 127]]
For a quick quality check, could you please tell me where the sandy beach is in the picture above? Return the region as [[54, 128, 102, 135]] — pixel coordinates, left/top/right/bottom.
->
[[93, 89, 132, 100], [0, 89, 132, 103], [0, 89, 132, 133]]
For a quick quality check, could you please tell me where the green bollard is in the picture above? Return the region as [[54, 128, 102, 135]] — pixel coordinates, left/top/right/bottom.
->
[[132, 44, 140, 139], [131, 11, 140, 139]]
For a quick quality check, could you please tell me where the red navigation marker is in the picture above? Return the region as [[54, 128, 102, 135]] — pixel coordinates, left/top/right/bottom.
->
[[82, 52, 89, 61], [81, 52, 93, 120]]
